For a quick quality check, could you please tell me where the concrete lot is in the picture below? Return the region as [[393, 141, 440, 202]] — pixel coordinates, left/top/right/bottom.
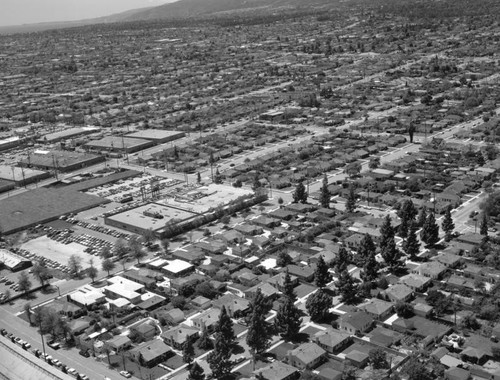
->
[[21, 236, 101, 269]]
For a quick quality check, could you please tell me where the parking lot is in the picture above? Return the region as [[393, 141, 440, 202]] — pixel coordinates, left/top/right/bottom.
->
[[20, 236, 100, 270], [0, 269, 39, 302]]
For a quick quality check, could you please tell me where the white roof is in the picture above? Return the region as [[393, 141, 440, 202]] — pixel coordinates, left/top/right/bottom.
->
[[107, 275, 144, 293], [105, 283, 141, 301], [149, 258, 168, 268], [70, 286, 105, 306], [109, 298, 130, 308], [162, 259, 193, 274], [0, 249, 29, 269]]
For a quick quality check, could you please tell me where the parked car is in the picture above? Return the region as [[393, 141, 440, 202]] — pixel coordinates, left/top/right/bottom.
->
[[120, 371, 132, 378], [47, 341, 61, 350]]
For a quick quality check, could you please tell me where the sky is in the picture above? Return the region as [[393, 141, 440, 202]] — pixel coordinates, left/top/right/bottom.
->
[[0, 0, 177, 26]]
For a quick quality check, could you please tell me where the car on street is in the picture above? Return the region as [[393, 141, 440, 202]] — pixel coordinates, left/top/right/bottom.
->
[[120, 371, 132, 378], [68, 368, 77, 376]]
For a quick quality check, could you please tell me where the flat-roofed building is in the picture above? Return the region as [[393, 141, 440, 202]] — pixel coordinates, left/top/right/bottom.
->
[[69, 285, 106, 307], [0, 165, 50, 186], [162, 259, 194, 278], [104, 275, 145, 302], [85, 136, 153, 153], [37, 126, 100, 144], [18, 150, 105, 173], [125, 129, 185, 144]]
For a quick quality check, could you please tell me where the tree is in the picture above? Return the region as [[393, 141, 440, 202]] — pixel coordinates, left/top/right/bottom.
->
[[24, 303, 32, 325], [18, 272, 32, 296], [87, 259, 98, 283], [404, 222, 420, 260], [345, 162, 361, 178], [275, 290, 301, 341], [277, 250, 293, 268], [277, 197, 284, 206], [142, 228, 156, 245], [398, 199, 418, 224], [357, 234, 375, 266], [197, 326, 212, 350], [246, 289, 272, 360], [403, 356, 432, 380], [369, 348, 389, 369], [182, 337, 195, 365], [161, 238, 170, 255], [114, 238, 129, 259], [214, 167, 223, 184], [187, 361, 205, 380], [381, 238, 403, 274], [31, 261, 50, 286], [361, 249, 378, 283], [314, 255, 332, 288], [207, 333, 232, 379], [196, 172, 202, 184], [216, 306, 235, 351], [368, 157, 380, 170], [281, 269, 297, 302], [480, 213, 489, 238], [395, 301, 414, 318], [293, 181, 308, 204], [100, 246, 112, 259], [306, 289, 332, 322], [441, 205, 455, 242], [379, 215, 395, 252], [408, 123, 416, 143], [417, 206, 427, 227], [67, 255, 82, 277], [102, 259, 115, 276], [319, 174, 331, 208], [333, 246, 350, 274], [345, 184, 357, 213], [336, 269, 358, 305], [420, 212, 440, 246]]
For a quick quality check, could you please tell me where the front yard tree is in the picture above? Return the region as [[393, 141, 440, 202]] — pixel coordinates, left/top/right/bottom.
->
[[334, 246, 350, 274], [24, 303, 32, 325], [381, 238, 403, 273], [275, 295, 302, 341], [197, 326, 212, 350], [319, 174, 330, 208], [480, 213, 489, 238], [417, 206, 427, 227], [379, 215, 395, 252], [441, 205, 455, 242], [102, 259, 115, 276], [247, 298, 272, 361], [361, 250, 378, 283], [357, 234, 376, 266], [404, 222, 421, 260], [187, 361, 205, 380], [314, 255, 332, 288], [282, 269, 297, 302], [216, 306, 235, 347], [182, 337, 195, 365], [368, 157, 380, 170], [420, 212, 440, 246], [207, 333, 232, 380], [306, 289, 332, 322], [345, 184, 357, 213], [293, 181, 308, 204], [336, 269, 358, 305]]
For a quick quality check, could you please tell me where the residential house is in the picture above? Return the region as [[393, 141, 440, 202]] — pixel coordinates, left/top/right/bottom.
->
[[384, 284, 413, 303], [192, 296, 211, 309], [434, 253, 463, 269], [399, 274, 432, 292], [161, 325, 199, 350], [345, 350, 370, 368], [130, 339, 171, 368], [356, 298, 394, 321], [191, 308, 221, 332], [412, 262, 448, 280], [339, 311, 374, 335], [212, 293, 250, 317], [163, 308, 185, 325], [106, 335, 132, 353], [287, 264, 316, 282], [131, 322, 157, 342], [267, 272, 299, 292], [254, 362, 299, 380], [286, 342, 327, 370], [314, 328, 352, 354]]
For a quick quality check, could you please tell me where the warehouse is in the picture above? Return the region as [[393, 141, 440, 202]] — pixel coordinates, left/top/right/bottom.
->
[[85, 136, 153, 154], [125, 129, 185, 144]]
